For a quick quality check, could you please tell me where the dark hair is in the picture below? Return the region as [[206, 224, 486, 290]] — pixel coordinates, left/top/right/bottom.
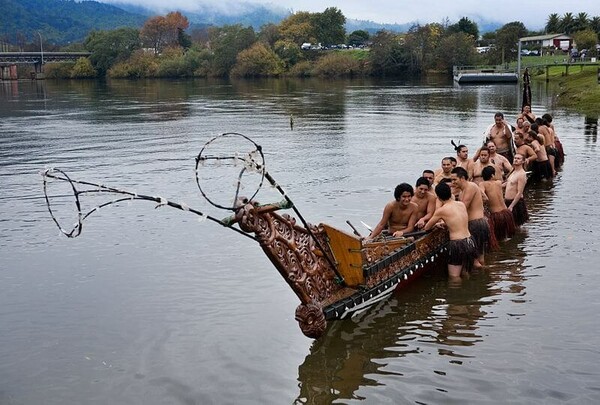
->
[[439, 178, 452, 184], [416, 177, 430, 188], [542, 113, 553, 123], [448, 156, 457, 165], [494, 112, 504, 119], [530, 123, 539, 132], [456, 144, 467, 153], [394, 183, 414, 200], [422, 169, 434, 176], [479, 146, 490, 155], [451, 166, 469, 179], [435, 182, 452, 201], [482, 165, 496, 181]]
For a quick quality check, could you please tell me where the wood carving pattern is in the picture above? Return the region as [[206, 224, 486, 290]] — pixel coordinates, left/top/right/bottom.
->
[[295, 303, 327, 339], [236, 203, 341, 306]]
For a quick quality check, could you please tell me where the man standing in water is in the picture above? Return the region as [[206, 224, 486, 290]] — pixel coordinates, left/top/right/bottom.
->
[[367, 183, 419, 240], [451, 166, 490, 268], [485, 112, 514, 161], [424, 182, 477, 279], [504, 153, 529, 226]]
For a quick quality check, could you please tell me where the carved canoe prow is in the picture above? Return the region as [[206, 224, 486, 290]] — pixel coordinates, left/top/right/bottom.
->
[[235, 201, 449, 338]]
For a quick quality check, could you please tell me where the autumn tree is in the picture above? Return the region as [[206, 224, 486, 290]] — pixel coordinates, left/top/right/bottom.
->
[[230, 42, 284, 77], [404, 23, 444, 72], [279, 12, 316, 45], [140, 11, 190, 54]]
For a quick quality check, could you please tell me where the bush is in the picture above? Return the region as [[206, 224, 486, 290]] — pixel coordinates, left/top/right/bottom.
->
[[287, 60, 313, 77], [71, 58, 97, 78], [108, 50, 159, 78], [312, 52, 367, 77], [230, 43, 284, 77], [43, 62, 76, 79]]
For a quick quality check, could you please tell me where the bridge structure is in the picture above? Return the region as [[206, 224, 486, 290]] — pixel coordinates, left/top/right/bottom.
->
[[0, 52, 92, 80]]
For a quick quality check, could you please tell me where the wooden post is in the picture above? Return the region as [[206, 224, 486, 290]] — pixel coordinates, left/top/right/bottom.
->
[[546, 65, 549, 82]]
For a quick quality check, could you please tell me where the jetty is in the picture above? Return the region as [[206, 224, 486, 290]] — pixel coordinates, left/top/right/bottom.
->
[[453, 65, 519, 84]]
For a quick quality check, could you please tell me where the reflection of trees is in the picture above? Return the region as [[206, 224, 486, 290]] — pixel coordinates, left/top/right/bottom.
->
[[294, 261, 494, 404], [42, 79, 194, 122]]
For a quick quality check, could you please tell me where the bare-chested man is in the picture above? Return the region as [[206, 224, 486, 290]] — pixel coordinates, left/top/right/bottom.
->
[[536, 117, 557, 176], [513, 132, 537, 170], [368, 183, 418, 239], [433, 157, 454, 185], [412, 177, 436, 229], [424, 182, 477, 279], [504, 153, 529, 226], [518, 104, 536, 124], [485, 141, 512, 179], [422, 170, 435, 188], [479, 166, 516, 242], [542, 113, 564, 168], [525, 130, 552, 181], [472, 147, 501, 184], [451, 166, 490, 268], [484, 112, 514, 161], [454, 144, 474, 179]]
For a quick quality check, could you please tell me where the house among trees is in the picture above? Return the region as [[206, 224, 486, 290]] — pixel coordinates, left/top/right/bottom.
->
[[520, 33, 573, 53]]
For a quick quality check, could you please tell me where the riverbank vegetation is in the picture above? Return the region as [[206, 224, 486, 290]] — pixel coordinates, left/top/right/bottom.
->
[[533, 65, 600, 116], [10, 8, 600, 81]]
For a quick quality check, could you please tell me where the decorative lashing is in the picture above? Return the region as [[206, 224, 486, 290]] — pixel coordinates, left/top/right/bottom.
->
[[363, 243, 416, 278]]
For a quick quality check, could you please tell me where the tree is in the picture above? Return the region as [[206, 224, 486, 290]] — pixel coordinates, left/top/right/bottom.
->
[[404, 23, 444, 72], [84, 28, 140, 76], [545, 13, 560, 33], [572, 29, 598, 54], [177, 27, 192, 50], [140, 11, 190, 54], [573, 12, 590, 33], [591, 16, 600, 37], [368, 30, 408, 75], [488, 21, 527, 64], [209, 24, 256, 76], [312, 7, 346, 46], [347, 30, 369, 47], [560, 12, 575, 35], [278, 12, 316, 45], [70, 57, 96, 78], [447, 17, 479, 40], [273, 39, 303, 68], [258, 23, 280, 47], [230, 42, 284, 77], [435, 32, 477, 72]]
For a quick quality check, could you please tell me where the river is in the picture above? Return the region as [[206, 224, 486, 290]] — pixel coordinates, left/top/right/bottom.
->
[[1, 77, 599, 404]]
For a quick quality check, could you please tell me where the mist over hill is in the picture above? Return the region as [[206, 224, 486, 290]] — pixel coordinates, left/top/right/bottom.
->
[[0, 0, 502, 46]]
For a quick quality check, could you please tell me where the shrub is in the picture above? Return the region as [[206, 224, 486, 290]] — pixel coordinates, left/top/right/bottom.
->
[[230, 43, 285, 77], [312, 52, 366, 77]]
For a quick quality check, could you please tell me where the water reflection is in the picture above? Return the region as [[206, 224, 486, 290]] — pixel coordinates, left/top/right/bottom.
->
[[584, 116, 598, 143], [295, 178, 558, 404], [295, 266, 494, 404]]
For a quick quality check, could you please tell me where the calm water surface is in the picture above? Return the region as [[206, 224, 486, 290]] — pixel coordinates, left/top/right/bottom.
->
[[1, 77, 599, 404]]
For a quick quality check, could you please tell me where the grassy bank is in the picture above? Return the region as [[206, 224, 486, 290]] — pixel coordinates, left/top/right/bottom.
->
[[532, 64, 600, 117]]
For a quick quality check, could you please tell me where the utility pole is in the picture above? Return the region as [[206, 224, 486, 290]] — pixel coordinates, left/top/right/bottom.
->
[[37, 31, 44, 65]]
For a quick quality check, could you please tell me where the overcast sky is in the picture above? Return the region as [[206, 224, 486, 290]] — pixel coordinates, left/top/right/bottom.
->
[[102, 0, 600, 30]]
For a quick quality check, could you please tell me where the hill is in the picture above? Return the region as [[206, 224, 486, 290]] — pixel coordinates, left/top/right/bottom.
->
[[0, 0, 146, 44]]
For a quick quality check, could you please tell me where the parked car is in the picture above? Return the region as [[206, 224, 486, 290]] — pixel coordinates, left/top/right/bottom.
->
[[528, 50, 540, 56]]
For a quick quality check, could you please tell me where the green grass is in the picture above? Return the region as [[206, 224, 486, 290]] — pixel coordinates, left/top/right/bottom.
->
[[530, 66, 600, 116]]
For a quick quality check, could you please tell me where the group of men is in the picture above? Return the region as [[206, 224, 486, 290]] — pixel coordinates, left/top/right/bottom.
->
[[367, 109, 563, 281]]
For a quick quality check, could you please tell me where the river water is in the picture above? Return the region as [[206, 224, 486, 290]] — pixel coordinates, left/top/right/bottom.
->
[[1, 77, 599, 404]]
